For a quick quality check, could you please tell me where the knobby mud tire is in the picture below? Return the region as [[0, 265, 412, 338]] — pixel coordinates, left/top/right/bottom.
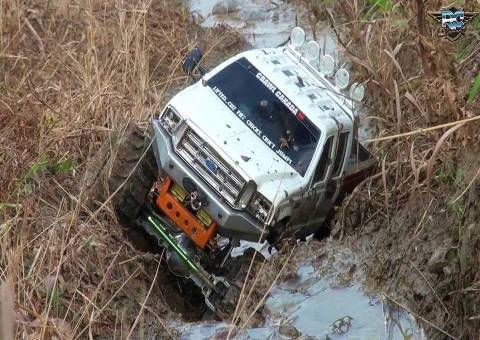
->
[[82, 123, 157, 238], [107, 124, 157, 227]]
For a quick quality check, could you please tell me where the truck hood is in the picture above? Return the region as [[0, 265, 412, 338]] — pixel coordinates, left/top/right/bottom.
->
[[169, 83, 305, 201]]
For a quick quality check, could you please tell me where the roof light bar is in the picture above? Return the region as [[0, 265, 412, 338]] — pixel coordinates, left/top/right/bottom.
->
[[334, 69, 350, 89], [350, 82, 365, 102], [287, 27, 365, 102]]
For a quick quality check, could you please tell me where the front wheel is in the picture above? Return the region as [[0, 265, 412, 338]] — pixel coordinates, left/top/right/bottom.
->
[[107, 123, 157, 226]]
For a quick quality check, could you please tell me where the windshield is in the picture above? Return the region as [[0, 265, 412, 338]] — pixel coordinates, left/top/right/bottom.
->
[[207, 57, 320, 176]]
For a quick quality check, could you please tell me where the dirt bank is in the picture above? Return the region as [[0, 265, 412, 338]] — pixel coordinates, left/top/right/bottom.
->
[[320, 1, 480, 338], [333, 150, 480, 339]]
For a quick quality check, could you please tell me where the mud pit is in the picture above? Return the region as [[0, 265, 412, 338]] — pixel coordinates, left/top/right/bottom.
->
[[177, 242, 425, 339]]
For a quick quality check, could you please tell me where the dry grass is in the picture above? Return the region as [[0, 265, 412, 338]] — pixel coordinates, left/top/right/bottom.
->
[[0, 0, 243, 338]]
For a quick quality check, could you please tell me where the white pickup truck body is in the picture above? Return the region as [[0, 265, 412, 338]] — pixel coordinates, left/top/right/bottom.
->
[[152, 33, 374, 243]]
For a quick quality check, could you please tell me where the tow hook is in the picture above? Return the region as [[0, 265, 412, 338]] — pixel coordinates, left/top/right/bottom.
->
[[204, 276, 230, 314]]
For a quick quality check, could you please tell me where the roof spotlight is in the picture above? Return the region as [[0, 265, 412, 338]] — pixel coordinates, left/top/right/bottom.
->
[[290, 27, 306, 48], [334, 69, 350, 89], [350, 82, 365, 102], [305, 41, 320, 61], [319, 55, 335, 76]]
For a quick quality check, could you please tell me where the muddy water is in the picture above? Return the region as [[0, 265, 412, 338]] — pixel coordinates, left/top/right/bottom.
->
[[189, 0, 338, 58], [177, 1, 419, 338], [177, 244, 425, 339], [189, 0, 296, 48]]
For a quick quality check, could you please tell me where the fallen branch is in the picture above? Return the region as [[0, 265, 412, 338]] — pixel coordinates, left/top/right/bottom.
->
[[126, 259, 161, 339], [365, 115, 480, 144], [409, 260, 449, 317], [24, 17, 45, 57], [451, 166, 480, 204], [385, 294, 458, 339]]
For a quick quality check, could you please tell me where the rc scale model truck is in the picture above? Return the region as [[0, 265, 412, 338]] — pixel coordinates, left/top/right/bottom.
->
[[96, 27, 375, 316]]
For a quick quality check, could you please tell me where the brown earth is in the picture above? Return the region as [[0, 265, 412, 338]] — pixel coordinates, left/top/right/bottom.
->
[[331, 150, 480, 339], [319, 1, 480, 339]]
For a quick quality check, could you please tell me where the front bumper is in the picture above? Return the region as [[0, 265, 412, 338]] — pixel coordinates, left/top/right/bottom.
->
[[150, 120, 265, 242]]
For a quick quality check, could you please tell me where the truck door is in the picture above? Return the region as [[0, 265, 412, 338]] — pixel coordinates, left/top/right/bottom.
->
[[307, 135, 336, 226], [325, 131, 350, 204], [288, 135, 335, 237]]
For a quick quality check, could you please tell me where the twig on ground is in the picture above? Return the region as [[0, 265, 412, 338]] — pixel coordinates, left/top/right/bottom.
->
[[238, 245, 297, 333], [385, 294, 458, 339], [365, 115, 480, 144], [451, 167, 480, 204], [126, 258, 161, 339], [388, 199, 432, 291], [0, 279, 15, 340], [24, 17, 45, 57], [74, 268, 141, 339], [141, 304, 175, 339], [409, 260, 450, 317]]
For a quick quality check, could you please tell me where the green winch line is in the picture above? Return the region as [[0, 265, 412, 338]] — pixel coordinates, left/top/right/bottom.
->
[[147, 216, 213, 288], [147, 216, 198, 272]]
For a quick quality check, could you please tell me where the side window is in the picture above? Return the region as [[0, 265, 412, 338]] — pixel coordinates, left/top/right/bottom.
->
[[312, 136, 334, 184], [331, 132, 349, 178]]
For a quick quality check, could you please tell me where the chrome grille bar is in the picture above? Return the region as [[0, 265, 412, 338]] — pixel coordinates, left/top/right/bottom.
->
[[175, 127, 246, 205]]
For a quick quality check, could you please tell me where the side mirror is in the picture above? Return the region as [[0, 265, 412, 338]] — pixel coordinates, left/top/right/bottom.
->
[[182, 48, 204, 77]]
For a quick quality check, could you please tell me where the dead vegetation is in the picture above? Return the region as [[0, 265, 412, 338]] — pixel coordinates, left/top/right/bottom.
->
[[300, 0, 480, 338], [0, 0, 243, 338], [2, 0, 480, 338]]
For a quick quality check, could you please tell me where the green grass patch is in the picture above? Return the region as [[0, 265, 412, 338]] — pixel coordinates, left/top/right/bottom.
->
[[17, 156, 75, 195], [0, 203, 21, 211], [448, 199, 465, 218], [369, 0, 391, 12], [472, 15, 480, 30], [467, 73, 480, 103], [455, 42, 471, 61], [364, 0, 392, 18]]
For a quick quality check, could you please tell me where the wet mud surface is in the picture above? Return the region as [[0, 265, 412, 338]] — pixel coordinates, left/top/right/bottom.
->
[[177, 241, 424, 339]]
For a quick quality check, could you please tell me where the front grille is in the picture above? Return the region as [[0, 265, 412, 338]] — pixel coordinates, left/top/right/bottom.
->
[[175, 127, 246, 206]]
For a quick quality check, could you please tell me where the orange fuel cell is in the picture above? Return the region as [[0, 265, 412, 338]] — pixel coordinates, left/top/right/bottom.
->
[[155, 178, 217, 248]]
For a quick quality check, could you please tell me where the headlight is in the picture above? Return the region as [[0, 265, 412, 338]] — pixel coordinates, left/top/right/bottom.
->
[[236, 180, 256, 209], [247, 192, 272, 223], [160, 107, 183, 134]]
